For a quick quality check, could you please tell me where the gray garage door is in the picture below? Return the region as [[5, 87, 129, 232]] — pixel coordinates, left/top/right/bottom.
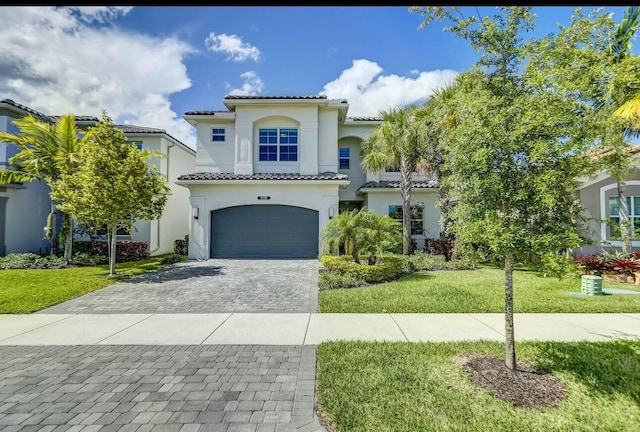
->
[[210, 205, 319, 258]]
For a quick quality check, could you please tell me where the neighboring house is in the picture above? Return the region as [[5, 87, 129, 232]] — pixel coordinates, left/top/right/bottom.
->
[[176, 95, 441, 259], [0, 98, 196, 257], [576, 146, 640, 255]]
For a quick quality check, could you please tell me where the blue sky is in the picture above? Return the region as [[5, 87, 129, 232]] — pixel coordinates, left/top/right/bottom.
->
[[0, 6, 635, 149]]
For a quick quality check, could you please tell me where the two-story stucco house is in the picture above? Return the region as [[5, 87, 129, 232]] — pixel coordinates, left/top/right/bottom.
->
[[176, 95, 441, 259], [0, 98, 196, 256]]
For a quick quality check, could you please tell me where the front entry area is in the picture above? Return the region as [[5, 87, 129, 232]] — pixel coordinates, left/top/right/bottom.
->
[[210, 205, 319, 258]]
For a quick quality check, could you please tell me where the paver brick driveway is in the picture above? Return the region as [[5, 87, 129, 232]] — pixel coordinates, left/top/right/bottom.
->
[[0, 344, 324, 432], [39, 259, 320, 314]]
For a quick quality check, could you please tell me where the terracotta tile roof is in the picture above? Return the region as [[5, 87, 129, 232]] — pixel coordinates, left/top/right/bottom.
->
[[587, 144, 640, 160], [224, 95, 327, 100], [358, 180, 439, 190], [177, 172, 348, 181], [184, 110, 231, 115]]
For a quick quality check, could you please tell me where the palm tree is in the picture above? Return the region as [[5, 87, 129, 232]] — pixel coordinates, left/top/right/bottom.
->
[[600, 6, 640, 254], [321, 208, 364, 262], [361, 105, 433, 254], [0, 114, 81, 262]]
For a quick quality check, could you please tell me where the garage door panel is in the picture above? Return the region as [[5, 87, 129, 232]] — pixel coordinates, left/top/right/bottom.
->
[[211, 205, 318, 258]]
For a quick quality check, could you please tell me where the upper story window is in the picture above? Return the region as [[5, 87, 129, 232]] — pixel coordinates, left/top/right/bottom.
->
[[212, 128, 225, 142], [258, 128, 298, 162], [608, 196, 640, 239], [339, 147, 350, 169], [128, 141, 143, 150], [388, 204, 424, 235]]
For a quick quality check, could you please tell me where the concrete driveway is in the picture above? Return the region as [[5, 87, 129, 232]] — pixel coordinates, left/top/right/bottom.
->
[[39, 259, 320, 314]]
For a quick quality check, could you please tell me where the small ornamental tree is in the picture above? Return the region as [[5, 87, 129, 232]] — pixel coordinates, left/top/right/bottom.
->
[[411, 6, 595, 370], [51, 111, 169, 275], [321, 208, 402, 264]]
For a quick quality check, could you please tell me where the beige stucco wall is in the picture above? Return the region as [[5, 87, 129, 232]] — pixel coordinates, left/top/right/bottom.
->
[[184, 182, 342, 259], [337, 137, 365, 202], [364, 189, 441, 251], [194, 120, 235, 173]]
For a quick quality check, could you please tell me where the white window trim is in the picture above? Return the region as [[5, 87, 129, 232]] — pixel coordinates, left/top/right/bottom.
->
[[599, 180, 640, 246], [257, 127, 299, 163], [211, 127, 225, 144]]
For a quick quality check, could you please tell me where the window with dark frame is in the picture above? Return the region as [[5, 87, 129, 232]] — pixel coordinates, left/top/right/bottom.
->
[[258, 128, 298, 162], [212, 128, 225, 142], [388, 204, 424, 235], [339, 147, 350, 169]]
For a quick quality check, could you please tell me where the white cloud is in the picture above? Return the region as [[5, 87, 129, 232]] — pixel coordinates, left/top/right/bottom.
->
[[70, 6, 132, 24], [0, 6, 197, 149], [204, 32, 262, 62], [226, 71, 264, 96], [321, 59, 459, 117]]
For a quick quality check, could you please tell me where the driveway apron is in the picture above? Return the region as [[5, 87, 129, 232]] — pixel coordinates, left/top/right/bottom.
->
[[10, 259, 328, 431], [38, 259, 320, 314]]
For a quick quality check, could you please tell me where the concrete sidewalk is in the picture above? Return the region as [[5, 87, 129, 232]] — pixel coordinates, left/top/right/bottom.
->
[[1, 313, 639, 345]]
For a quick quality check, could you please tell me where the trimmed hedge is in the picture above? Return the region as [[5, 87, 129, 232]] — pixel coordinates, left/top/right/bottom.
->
[[320, 255, 404, 284], [73, 241, 149, 263]]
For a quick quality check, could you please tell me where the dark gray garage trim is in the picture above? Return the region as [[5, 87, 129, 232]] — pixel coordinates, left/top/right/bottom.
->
[[211, 205, 319, 258]]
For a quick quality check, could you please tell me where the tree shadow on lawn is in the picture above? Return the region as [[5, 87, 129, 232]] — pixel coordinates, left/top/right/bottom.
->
[[118, 263, 224, 284], [532, 340, 640, 406]]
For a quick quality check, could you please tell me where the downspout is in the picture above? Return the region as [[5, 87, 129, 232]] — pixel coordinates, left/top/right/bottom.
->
[[149, 139, 174, 255]]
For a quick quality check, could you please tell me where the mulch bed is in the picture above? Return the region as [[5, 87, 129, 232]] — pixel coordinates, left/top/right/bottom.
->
[[459, 355, 566, 410]]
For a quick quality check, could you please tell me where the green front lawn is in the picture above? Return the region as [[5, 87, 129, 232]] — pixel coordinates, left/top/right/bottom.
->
[[317, 340, 640, 432], [319, 267, 640, 313], [0, 255, 173, 313]]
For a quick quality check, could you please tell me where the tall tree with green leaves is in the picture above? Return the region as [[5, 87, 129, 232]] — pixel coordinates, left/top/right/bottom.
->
[[0, 114, 81, 261], [361, 105, 433, 254], [526, 6, 640, 254], [50, 111, 169, 276], [411, 6, 594, 370]]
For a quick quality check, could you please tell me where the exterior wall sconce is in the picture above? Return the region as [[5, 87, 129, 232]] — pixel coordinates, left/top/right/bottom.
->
[[192, 207, 199, 219], [329, 207, 334, 218]]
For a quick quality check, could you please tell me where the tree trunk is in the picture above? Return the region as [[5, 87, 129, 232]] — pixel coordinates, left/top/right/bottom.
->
[[63, 215, 73, 264], [109, 223, 117, 276], [504, 253, 516, 371], [400, 156, 413, 255], [49, 203, 58, 256], [618, 180, 632, 255]]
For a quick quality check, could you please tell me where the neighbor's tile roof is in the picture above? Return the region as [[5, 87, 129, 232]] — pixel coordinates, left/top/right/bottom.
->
[[50, 114, 99, 122], [358, 180, 439, 190], [1, 98, 49, 119], [115, 124, 166, 134], [177, 172, 348, 181], [223, 95, 327, 100], [347, 116, 382, 122], [184, 110, 231, 115]]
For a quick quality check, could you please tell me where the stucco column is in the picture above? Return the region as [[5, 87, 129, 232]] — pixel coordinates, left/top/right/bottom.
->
[[234, 124, 253, 175], [0, 196, 7, 256], [299, 123, 318, 175], [188, 196, 207, 260]]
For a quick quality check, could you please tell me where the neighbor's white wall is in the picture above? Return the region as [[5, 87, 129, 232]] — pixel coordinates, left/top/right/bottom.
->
[[185, 183, 340, 259], [125, 135, 195, 256], [364, 190, 441, 250]]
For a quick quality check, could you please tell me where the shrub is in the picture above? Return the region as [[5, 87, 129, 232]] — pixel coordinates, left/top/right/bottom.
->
[[173, 238, 188, 256], [318, 271, 366, 290], [424, 237, 457, 261], [73, 240, 149, 262], [161, 253, 185, 265], [320, 254, 404, 284], [0, 253, 67, 270], [572, 254, 610, 275], [605, 257, 640, 275], [70, 252, 108, 266]]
